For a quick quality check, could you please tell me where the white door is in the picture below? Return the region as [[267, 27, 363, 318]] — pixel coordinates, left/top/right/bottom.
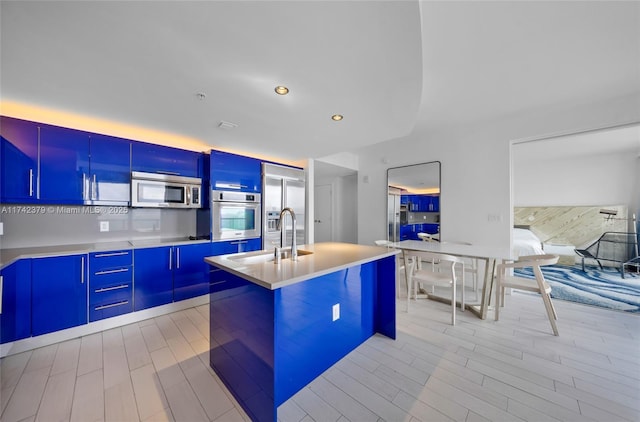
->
[[314, 184, 332, 242]]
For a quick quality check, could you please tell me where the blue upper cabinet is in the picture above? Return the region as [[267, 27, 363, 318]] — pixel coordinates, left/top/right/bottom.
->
[[1, 116, 39, 203], [39, 124, 90, 204], [1, 116, 205, 205], [406, 194, 439, 212], [132, 141, 201, 178], [210, 149, 261, 193], [88, 133, 131, 205]]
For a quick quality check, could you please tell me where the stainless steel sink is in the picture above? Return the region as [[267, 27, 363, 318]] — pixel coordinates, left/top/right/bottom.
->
[[229, 248, 313, 264]]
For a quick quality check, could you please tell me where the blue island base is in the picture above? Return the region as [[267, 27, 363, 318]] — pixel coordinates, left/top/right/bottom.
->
[[209, 256, 396, 422]]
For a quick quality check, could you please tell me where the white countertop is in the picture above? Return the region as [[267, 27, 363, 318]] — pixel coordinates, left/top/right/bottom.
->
[[204, 242, 399, 290], [391, 240, 512, 260], [0, 237, 211, 269]]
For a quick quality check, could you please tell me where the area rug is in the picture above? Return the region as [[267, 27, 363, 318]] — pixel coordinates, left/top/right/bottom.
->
[[514, 265, 640, 313]]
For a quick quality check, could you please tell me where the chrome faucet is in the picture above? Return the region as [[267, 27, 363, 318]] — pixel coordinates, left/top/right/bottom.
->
[[277, 207, 297, 261]]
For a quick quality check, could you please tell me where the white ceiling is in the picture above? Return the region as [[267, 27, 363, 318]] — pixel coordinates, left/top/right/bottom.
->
[[1, 1, 639, 162]]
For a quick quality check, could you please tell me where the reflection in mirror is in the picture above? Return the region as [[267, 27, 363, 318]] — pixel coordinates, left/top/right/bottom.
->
[[387, 161, 441, 242]]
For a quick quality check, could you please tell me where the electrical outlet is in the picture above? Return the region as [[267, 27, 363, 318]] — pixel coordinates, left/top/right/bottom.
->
[[487, 214, 503, 223], [332, 303, 340, 321], [100, 221, 110, 232]]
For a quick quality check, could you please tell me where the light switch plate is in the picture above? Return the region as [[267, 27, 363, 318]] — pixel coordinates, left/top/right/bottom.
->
[[100, 221, 109, 232], [0, 222, 3, 235], [332, 303, 340, 321]]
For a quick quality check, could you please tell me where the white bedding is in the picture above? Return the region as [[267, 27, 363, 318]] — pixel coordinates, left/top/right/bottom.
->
[[513, 228, 545, 257]]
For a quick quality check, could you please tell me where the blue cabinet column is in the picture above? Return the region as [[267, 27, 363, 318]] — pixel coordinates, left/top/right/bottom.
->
[[0, 116, 39, 202], [0, 260, 32, 344], [32, 254, 88, 336]]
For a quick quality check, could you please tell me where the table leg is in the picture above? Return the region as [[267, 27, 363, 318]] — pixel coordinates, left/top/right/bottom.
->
[[480, 258, 497, 319]]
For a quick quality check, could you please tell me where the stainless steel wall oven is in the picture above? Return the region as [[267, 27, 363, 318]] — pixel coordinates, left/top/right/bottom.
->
[[211, 190, 261, 241]]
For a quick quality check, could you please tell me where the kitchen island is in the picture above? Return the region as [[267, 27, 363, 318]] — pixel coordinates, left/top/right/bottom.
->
[[204, 242, 398, 422]]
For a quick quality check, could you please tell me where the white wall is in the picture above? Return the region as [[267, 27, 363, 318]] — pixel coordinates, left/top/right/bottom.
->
[[513, 150, 637, 208], [355, 93, 640, 253]]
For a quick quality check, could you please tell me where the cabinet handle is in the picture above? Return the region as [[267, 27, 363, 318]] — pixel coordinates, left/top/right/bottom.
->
[[95, 284, 129, 293], [81, 256, 85, 284], [169, 247, 173, 270], [176, 247, 180, 269], [82, 173, 89, 201], [215, 183, 248, 190], [92, 174, 97, 200], [94, 251, 129, 258], [95, 300, 129, 311], [95, 268, 129, 276], [29, 169, 34, 197]]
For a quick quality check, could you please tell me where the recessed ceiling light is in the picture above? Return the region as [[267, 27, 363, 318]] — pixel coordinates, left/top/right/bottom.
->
[[331, 114, 343, 121], [275, 86, 289, 95]]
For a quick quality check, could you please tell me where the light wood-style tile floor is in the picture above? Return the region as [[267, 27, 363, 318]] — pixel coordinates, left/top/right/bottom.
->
[[1, 291, 638, 422]]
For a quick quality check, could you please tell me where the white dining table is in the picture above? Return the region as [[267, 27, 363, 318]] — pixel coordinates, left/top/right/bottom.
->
[[391, 240, 513, 319]]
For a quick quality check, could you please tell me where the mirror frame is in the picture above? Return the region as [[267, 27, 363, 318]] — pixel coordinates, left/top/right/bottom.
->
[[386, 161, 441, 242]]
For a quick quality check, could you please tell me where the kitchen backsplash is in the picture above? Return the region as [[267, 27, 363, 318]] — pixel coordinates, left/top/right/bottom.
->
[[0, 204, 203, 249]]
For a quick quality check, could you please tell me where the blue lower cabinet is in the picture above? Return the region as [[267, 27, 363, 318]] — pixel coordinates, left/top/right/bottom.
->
[[89, 250, 133, 322], [400, 225, 411, 240], [134, 246, 174, 311], [211, 238, 262, 256], [0, 259, 32, 344], [90, 284, 133, 321], [32, 254, 88, 336], [173, 243, 212, 301], [424, 223, 439, 235]]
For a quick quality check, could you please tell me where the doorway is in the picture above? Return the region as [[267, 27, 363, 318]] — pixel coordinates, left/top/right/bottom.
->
[[313, 160, 358, 243], [315, 184, 333, 242]]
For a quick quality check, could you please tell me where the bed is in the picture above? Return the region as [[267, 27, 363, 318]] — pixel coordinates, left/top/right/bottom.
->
[[513, 227, 545, 257]]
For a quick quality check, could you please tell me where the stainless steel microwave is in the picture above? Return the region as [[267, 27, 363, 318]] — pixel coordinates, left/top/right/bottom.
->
[[131, 171, 202, 208]]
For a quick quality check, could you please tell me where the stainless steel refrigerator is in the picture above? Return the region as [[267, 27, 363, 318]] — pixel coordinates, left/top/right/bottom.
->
[[262, 163, 306, 249], [388, 193, 401, 242]]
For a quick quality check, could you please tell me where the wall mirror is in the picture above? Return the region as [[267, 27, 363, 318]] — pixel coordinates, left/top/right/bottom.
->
[[387, 161, 441, 242]]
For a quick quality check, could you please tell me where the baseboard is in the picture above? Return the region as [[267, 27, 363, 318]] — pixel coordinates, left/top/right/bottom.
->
[[0, 295, 209, 358]]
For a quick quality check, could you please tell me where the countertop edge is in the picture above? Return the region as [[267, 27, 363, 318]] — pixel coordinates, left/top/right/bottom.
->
[[1, 238, 212, 270], [205, 245, 399, 290]]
